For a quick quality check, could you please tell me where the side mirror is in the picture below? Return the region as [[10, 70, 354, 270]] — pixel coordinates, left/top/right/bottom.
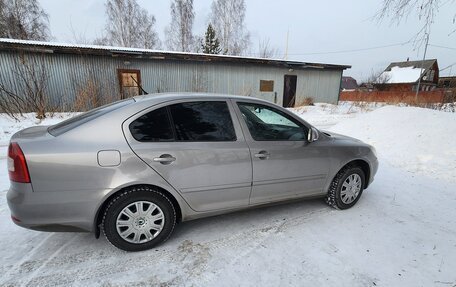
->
[[307, 127, 319, 142]]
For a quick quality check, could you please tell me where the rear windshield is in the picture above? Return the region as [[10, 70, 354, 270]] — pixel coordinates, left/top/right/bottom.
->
[[48, 99, 134, 136]]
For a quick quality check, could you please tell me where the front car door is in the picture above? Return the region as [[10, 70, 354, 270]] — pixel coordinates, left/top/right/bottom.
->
[[233, 100, 330, 204], [124, 99, 252, 212]]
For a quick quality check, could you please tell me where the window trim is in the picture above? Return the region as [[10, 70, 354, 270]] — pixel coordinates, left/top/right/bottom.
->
[[236, 101, 309, 142], [129, 100, 238, 143]]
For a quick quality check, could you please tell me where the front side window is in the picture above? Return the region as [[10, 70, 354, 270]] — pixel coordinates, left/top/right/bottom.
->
[[170, 101, 236, 141], [238, 102, 308, 141]]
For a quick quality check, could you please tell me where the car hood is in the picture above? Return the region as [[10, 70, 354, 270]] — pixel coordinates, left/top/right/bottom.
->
[[322, 130, 362, 143]]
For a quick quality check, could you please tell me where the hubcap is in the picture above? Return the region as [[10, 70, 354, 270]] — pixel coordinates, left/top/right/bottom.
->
[[116, 201, 165, 244], [340, 174, 362, 204]]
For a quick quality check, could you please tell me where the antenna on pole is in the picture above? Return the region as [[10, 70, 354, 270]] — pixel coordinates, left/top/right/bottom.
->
[[415, 32, 430, 102], [284, 29, 289, 60]]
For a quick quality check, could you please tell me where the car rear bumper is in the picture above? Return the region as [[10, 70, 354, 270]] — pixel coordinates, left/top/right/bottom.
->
[[7, 181, 108, 233]]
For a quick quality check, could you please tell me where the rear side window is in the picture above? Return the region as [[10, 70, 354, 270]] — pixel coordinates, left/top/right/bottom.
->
[[129, 101, 236, 142], [129, 107, 174, 141], [170, 101, 236, 141]]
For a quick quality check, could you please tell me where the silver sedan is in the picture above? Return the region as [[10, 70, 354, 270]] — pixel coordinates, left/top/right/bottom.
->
[[7, 93, 378, 251]]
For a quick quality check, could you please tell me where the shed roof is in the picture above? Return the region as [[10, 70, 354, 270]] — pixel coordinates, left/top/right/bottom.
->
[[0, 38, 350, 71], [378, 59, 438, 84], [385, 59, 437, 72]]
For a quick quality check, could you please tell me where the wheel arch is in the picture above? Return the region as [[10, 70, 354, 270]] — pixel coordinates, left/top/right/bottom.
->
[[338, 159, 371, 189], [93, 184, 183, 238]]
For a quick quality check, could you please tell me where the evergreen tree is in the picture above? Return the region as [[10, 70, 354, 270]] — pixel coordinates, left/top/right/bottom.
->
[[201, 24, 221, 54]]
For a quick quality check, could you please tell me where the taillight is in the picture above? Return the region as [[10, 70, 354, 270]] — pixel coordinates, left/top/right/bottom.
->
[[7, 142, 31, 183]]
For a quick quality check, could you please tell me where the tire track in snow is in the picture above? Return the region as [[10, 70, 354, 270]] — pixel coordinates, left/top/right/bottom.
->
[[0, 233, 55, 285], [19, 235, 79, 287], [1, 205, 330, 286], [199, 207, 329, 286]]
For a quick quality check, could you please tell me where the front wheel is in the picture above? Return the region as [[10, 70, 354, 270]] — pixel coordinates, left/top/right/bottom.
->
[[326, 166, 365, 210], [102, 186, 176, 251]]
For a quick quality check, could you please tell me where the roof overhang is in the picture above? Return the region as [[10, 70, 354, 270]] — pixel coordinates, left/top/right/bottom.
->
[[0, 38, 351, 71]]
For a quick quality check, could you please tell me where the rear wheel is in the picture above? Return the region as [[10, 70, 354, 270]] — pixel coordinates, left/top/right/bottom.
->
[[102, 186, 176, 251], [326, 166, 365, 210]]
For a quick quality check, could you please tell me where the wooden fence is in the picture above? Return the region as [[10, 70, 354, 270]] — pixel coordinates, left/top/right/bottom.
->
[[339, 90, 446, 103]]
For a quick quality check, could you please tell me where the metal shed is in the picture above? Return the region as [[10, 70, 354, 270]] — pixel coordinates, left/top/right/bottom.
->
[[0, 38, 350, 110]]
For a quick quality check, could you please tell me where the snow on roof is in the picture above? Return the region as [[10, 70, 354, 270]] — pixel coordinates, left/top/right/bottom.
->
[[0, 38, 351, 70], [378, 66, 423, 84]]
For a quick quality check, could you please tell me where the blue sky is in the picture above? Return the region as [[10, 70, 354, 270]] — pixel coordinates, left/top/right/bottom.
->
[[39, 0, 456, 81]]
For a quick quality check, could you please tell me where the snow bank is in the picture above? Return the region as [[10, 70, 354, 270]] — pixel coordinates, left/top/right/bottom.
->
[[290, 102, 383, 129], [330, 106, 456, 182]]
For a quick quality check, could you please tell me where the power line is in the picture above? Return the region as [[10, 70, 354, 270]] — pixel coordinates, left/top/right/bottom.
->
[[428, 44, 456, 50], [440, 62, 456, 71], [283, 41, 411, 56], [245, 39, 451, 58], [245, 40, 414, 57]]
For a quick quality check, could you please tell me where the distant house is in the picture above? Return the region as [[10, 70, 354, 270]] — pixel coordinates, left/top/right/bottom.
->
[[375, 59, 439, 92], [341, 76, 358, 91], [438, 76, 456, 88]]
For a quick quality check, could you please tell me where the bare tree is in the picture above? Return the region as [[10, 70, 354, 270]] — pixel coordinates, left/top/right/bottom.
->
[[0, 0, 50, 40], [361, 68, 391, 85], [193, 35, 203, 53], [0, 0, 5, 35], [210, 0, 250, 55], [68, 21, 94, 45], [165, 0, 195, 52], [101, 0, 160, 49], [0, 53, 51, 119], [258, 38, 279, 58], [70, 57, 119, 111], [377, 0, 455, 46]]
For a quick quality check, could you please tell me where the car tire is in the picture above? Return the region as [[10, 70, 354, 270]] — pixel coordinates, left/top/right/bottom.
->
[[102, 186, 176, 252], [326, 166, 365, 210]]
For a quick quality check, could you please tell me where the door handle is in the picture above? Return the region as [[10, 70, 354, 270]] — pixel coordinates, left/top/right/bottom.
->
[[153, 154, 176, 164], [254, 151, 270, 159]]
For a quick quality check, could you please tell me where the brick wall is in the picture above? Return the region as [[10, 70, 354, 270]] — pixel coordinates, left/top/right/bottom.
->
[[340, 89, 445, 103]]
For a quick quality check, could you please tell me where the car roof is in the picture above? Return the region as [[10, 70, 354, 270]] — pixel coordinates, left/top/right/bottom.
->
[[133, 92, 270, 104]]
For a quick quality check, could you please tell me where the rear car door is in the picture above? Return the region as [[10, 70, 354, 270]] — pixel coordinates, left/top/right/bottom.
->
[[234, 101, 330, 204], [124, 99, 252, 212]]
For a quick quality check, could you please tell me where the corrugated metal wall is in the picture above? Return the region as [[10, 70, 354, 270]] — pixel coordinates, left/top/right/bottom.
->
[[0, 51, 343, 109]]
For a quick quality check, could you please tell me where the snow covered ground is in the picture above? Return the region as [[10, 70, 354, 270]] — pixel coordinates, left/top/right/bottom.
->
[[0, 103, 455, 286]]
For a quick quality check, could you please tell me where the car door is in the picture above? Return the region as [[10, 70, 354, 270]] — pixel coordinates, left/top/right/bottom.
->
[[124, 99, 252, 212], [234, 101, 330, 205]]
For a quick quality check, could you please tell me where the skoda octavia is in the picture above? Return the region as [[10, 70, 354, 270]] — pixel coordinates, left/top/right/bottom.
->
[[7, 93, 378, 251]]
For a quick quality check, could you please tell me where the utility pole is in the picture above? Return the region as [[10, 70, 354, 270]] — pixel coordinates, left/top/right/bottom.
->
[[415, 32, 430, 102], [284, 29, 289, 60]]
